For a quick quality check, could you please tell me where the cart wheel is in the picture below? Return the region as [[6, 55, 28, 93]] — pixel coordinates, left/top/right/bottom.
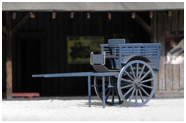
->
[[117, 60, 156, 107], [94, 76, 123, 106]]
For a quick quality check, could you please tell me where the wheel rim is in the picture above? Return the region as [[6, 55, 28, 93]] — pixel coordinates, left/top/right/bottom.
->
[[117, 60, 156, 107], [94, 76, 123, 106]]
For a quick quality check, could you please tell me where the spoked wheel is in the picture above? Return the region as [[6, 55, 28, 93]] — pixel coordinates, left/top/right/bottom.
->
[[94, 76, 123, 106], [117, 60, 156, 107]]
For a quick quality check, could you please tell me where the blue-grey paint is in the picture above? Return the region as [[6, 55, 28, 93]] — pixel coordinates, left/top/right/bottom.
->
[[32, 39, 161, 108]]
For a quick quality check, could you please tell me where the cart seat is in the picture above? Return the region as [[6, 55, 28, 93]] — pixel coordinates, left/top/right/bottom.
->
[[90, 52, 119, 72], [92, 65, 119, 72]]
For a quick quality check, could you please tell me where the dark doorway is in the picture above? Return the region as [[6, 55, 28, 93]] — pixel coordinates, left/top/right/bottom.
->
[[19, 38, 42, 93]]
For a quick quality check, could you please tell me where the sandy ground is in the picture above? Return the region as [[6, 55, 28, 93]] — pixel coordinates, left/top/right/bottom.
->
[[2, 96, 184, 121]]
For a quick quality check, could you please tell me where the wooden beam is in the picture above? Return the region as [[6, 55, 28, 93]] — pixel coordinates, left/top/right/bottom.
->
[[11, 12, 30, 37], [154, 91, 184, 98], [133, 13, 152, 35], [6, 11, 12, 99], [2, 25, 6, 34]]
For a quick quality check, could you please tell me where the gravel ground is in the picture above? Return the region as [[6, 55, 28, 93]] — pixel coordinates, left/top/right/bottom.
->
[[2, 96, 184, 121]]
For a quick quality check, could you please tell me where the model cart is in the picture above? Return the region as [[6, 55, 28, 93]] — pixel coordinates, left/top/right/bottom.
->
[[33, 39, 161, 108]]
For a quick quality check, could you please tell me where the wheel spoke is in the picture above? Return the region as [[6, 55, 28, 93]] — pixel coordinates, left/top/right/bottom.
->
[[136, 63, 139, 78], [130, 65, 136, 79], [95, 77, 123, 106], [129, 88, 135, 103], [121, 84, 133, 89], [116, 61, 155, 107], [105, 89, 112, 100], [139, 64, 145, 78], [140, 70, 151, 81], [121, 78, 133, 83], [101, 87, 109, 94], [135, 89, 138, 104], [124, 86, 134, 97], [114, 87, 121, 102], [125, 71, 134, 81], [141, 78, 154, 83], [97, 84, 103, 87], [141, 84, 153, 89], [121, 82, 131, 86], [140, 87, 150, 97], [112, 88, 115, 104], [139, 89, 144, 102]]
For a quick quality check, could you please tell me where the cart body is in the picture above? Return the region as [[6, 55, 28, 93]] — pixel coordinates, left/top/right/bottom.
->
[[98, 39, 161, 72], [33, 39, 161, 107]]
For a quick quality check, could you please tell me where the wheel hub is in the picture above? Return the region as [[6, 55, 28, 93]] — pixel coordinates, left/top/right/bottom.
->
[[133, 79, 141, 88]]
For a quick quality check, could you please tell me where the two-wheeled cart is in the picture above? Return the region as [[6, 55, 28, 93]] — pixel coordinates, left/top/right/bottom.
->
[[33, 39, 161, 108]]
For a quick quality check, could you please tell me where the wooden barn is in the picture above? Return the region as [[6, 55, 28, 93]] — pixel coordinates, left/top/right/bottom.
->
[[2, 2, 184, 99]]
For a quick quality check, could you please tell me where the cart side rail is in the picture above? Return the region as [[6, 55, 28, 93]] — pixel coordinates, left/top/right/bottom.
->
[[118, 43, 161, 71]]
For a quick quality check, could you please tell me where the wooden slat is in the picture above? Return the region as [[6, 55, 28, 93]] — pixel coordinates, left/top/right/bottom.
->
[[45, 12, 52, 96], [178, 10, 184, 91], [178, 10, 184, 31], [172, 11, 180, 91], [58, 12, 65, 95], [6, 12, 13, 99], [70, 12, 78, 95], [152, 11, 159, 91], [173, 65, 180, 91], [154, 91, 184, 98], [78, 12, 87, 94], [16, 12, 24, 92], [158, 12, 165, 91], [165, 11, 173, 91], [37, 12, 45, 96], [2, 29, 6, 94], [103, 12, 109, 44], [65, 12, 73, 95], [51, 12, 59, 95], [179, 64, 184, 91]]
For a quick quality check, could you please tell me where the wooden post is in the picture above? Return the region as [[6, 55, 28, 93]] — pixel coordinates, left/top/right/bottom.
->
[[133, 13, 152, 35], [4, 12, 30, 99], [6, 12, 12, 99]]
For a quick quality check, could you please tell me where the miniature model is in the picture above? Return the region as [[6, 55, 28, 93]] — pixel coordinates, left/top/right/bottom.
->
[[33, 39, 161, 108]]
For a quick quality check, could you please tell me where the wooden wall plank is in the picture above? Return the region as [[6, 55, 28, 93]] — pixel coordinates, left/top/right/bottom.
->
[[37, 12, 45, 95], [70, 12, 78, 95], [12, 12, 18, 93], [178, 10, 184, 91], [103, 12, 110, 43], [165, 11, 173, 91], [179, 64, 184, 91], [2, 12, 6, 93], [158, 11, 165, 91], [172, 11, 180, 91], [178, 10, 184, 31], [58, 12, 66, 95], [151, 11, 159, 91], [5, 12, 13, 99], [44, 12, 52, 96], [65, 12, 74, 95], [51, 12, 59, 95], [173, 65, 180, 91], [16, 12, 25, 92]]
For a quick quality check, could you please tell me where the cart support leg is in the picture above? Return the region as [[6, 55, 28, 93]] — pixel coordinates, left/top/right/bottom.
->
[[88, 76, 91, 107], [102, 76, 105, 108]]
